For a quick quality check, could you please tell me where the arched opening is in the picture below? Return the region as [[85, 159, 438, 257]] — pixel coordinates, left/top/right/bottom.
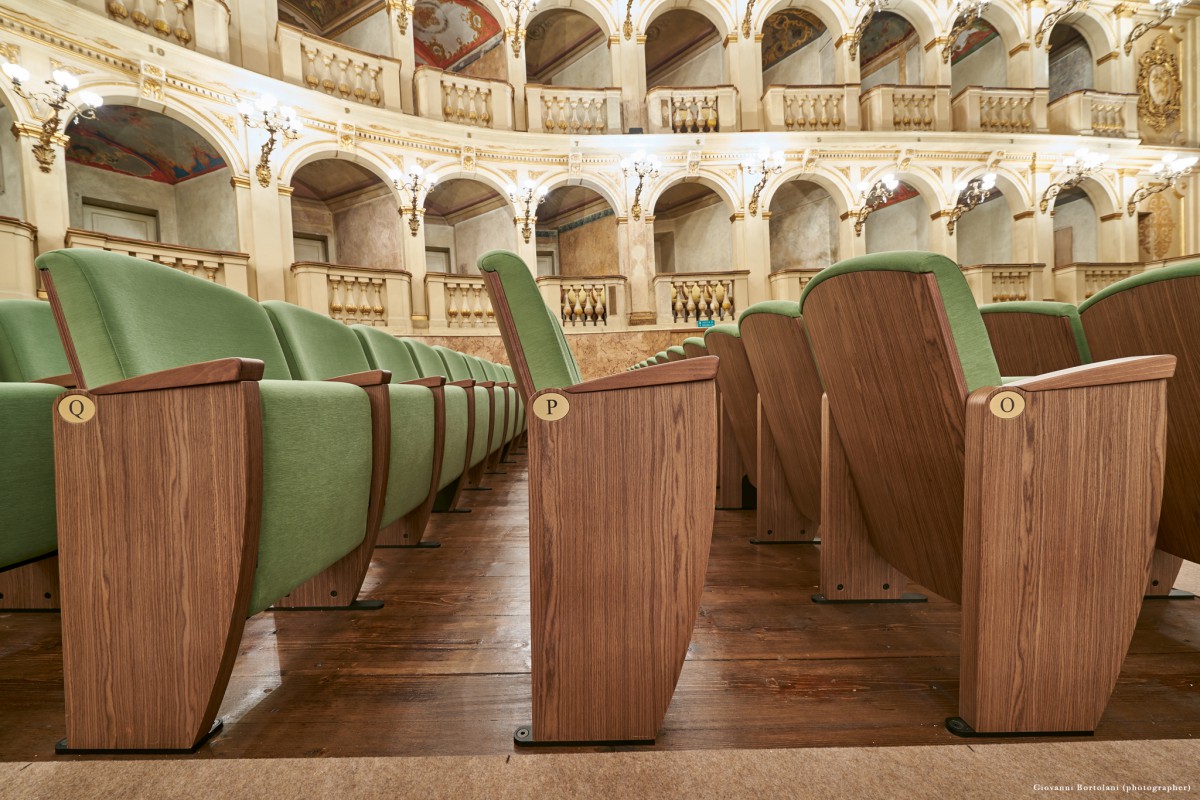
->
[[0, 95, 24, 219], [525, 9, 608, 87], [864, 181, 928, 253], [761, 9, 834, 86], [1051, 186, 1097, 266], [534, 186, 617, 276], [859, 12, 922, 92], [645, 9, 724, 88], [769, 180, 838, 270], [1048, 23, 1093, 102], [423, 178, 513, 275], [956, 188, 1013, 266], [289, 158, 397, 269], [652, 183, 733, 273], [65, 104, 237, 251], [950, 18, 1006, 95]]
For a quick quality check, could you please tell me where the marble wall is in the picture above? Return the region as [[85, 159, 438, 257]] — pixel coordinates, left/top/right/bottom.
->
[[655, 199, 734, 272], [174, 168, 239, 251], [1049, 38, 1092, 101], [955, 195, 1013, 266], [558, 213, 619, 275], [334, 190, 403, 269], [454, 206, 517, 273], [769, 182, 838, 270], [865, 194, 929, 253]]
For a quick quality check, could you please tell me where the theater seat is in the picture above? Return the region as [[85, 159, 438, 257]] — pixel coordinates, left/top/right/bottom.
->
[[681, 337, 707, 359], [704, 325, 758, 511], [38, 248, 379, 752], [801, 250, 1173, 735], [665, 345, 686, 362], [979, 301, 1090, 376], [434, 346, 493, 487], [479, 249, 718, 745]]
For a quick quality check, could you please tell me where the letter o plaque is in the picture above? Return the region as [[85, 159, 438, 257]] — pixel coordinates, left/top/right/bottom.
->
[[533, 392, 570, 422], [989, 391, 1025, 419], [58, 394, 97, 424]]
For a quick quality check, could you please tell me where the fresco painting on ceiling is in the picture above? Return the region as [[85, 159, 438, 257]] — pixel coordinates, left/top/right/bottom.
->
[[412, 0, 502, 69], [66, 105, 227, 184], [761, 9, 827, 70], [950, 19, 999, 64], [858, 12, 916, 67], [280, 0, 362, 28]]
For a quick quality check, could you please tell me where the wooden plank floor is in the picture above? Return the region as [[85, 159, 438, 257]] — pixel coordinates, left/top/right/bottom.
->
[[2, 450, 1199, 761]]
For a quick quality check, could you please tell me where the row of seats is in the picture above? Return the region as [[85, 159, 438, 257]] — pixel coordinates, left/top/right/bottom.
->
[[615, 251, 1185, 739], [0, 248, 524, 752]]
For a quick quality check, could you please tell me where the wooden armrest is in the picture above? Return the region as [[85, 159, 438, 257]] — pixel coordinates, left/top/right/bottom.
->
[[33, 373, 76, 388], [401, 376, 446, 389], [91, 358, 265, 396], [477, 380, 496, 389], [448, 379, 475, 388], [564, 356, 718, 395], [327, 369, 391, 387], [1005, 356, 1176, 393]]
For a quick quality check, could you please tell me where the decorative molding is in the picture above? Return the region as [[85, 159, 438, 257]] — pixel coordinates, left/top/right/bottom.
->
[[337, 120, 356, 152], [1137, 36, 1181, 133], [139, 60, 165, 101]]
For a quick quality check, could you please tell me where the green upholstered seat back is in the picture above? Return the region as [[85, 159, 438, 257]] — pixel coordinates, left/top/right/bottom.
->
[[478, 250, 582, 394], [464, 355, 488, 381], [703, 325, 739, 343], [738, 300, 801, 324], [353, 326, 422, 382], [37, 249, 292, 387], [481, 361, 502, 382], [0, 299, 70, 382], [262, 301, 372, 381], [1078, 260, 1200, 314], [403, 339, 449, 378], [666, 345, 686, 358], [434, 346, 476, 381]]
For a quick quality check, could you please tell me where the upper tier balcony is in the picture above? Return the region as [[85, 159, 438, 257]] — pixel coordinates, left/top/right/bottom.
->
[[952, 87, 1049, 134], [276, 23, 403, 111], [762, 86, 860, 132], [526, 86, 622, 135], [414, 67, 515, 131], [645, 87, 739, 134], [859, 85, 952, 132], [1048, 91, 1139, 138]]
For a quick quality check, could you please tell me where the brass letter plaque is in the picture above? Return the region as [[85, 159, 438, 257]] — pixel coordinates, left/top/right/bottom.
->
[[989, 391, 1025, 419], [58, 395, 96, 424], [533, 392, 570, 421]]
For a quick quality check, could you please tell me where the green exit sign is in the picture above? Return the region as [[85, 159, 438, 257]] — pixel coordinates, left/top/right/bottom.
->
[[697, 320, 715, 328]]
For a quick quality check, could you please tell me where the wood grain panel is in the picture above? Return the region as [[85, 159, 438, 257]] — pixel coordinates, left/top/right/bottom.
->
[[960, 379, 1168, 732], [982, 312, 1083, 376], [717, 401, 749, 509], [703, 334, 759, 487], [0, 555, 60, 610], [754, 398, 816, 543]]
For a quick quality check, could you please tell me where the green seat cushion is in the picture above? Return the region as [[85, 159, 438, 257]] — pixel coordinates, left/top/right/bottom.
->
[[738, 300, 801, 325], [1078, 259, 1200, 313], [682, 338, 706, 350], [439, 387, 470, 490], [470, 386, 490, 466], [251, 380, 373, 615], [654, 351, 669, 361], [979, 300, 1092, 363], [381, 384, 436, 523], [463, 355, 488, 382], [0, 300, 70, 382], [0, 383, 64, 567], [704, 324, 740, 342], [37, 249, 291, 387], [263, 301, 371, 380], [667, 345, 686, 357], [800, 251, 1002, 392], [403, 339, 449, 379], [353, 326, 422, 382], [434, 346, 475, 382], [478, 250, 582, 393]]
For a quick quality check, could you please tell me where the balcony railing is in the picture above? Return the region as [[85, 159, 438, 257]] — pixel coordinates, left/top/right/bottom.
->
[[426, 273, 497, 330], [1047, 90, 1138, 138], [0, 216, 37, 300], [291, 261, 412, 332], [952, 87, 1048, 134], [537, 275, 628, 329], [645, 86, 739, 133], [653, 271, 749, 326], [1053, 262, 1142, 304], [860, 85, 950, 132], [64, 228, 250, 295], [762, 85, 857, 132], [71, 0, 231, 58], [277, 23, 401, 110], [526, 86, 622, 135], [961, 263, 1045, 304], [414, 67, 514, 130], [767, 267, 824, 302]]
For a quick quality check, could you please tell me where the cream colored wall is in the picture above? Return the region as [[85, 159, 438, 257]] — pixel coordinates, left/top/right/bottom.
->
[[558, 213, 619, 275], [861, 39, 922, 91], [174, 168, 238, 251], [333, 10, 390, 55], [865, 195, 929, 253], [425, 222, 456, 272], [67, 162, 178, 239], [548, 42, 612, 87], [951, 36, 1007, 95], [955, 196, 1013, 266], [333, 191, 403, 269], [650, 41, 725, 87], [453, 206, 515, 274], [291, 197, 337, 261], [0, 106, 25, 219], [762, 33, 834, 86], [1053, 195, 1098, 263], [655, 200, 733, 271], [769, 182, 838, 270], [459, 41, 508, 81]]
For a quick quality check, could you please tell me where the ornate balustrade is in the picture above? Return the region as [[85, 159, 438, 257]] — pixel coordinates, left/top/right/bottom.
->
[[65, 228, 249, 295], [1047, 90, 1138, 138], [536, 274, 627, 329], [761, 85, 858, 132], [426, 273, 497, 330], [276, 23, 401, 110], [652, 271, 749, 326], [952, 87, 1048, 134], [291, 261, 412, 332], [1053, 261, 1142, 303], [961, 263, 1045, 304], [767, 267, 824, 302], [859, 85, 950, 132], [0, 216, 37, 301], [525, 86, 622, 135], [645, 86, 739, 133], [414, 67, 514, 130], [71, 0, 229, 58]]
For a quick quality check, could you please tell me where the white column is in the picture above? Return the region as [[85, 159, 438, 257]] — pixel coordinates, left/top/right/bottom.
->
[[728, 34, 763, 131], [615, 35, 648, 131], [227, 0, 279, 75], [386, 1, 417, 114], [400, 208, 429, 323]]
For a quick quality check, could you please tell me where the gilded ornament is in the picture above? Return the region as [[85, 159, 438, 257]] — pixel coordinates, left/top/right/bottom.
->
[[1137, 36, 1181, 134]]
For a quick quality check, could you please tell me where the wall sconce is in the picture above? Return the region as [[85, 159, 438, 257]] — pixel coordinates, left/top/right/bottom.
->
[[849, 0, 888, 60], [508, 181, 548, 243], [1040, 149, 1107, 213], [623, 0, 635, 39], [389, 164, 437, 237], [2, 63, 103, 173], [946, 173, 996, 235], [1126, 153, 1196, 216], [500, 0, 537, 58], [745, 149, 783, 217], [741, 0, 757, 38], [851, 174, 899, 237], [236, 94, 301, 188], [622, 152, 661, 221], [1125, 0, 1190, 53], [942, 0, 991, 63], [387, 0, 415, 34], [1034, 0, 1087, 47]]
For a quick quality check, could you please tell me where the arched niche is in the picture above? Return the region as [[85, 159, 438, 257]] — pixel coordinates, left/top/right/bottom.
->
[[859, 12, 923, 91], [289, 158, 398, 269], [1050, 185, 1098, 265], [651, 181, 733, 274], [0, 94, 26, 219], [761, 8, 836, 87], [864, 180, 930, 254], [64, 103, 238, 251], [949, 18, 1007, 95], [534, 186, 618, 277], [644, 9, 725, 88], [1048, 23, 1094, 101], [955, 189, 1013, 266], [422, 178, 514, 275], [525, 8, 609, 87], [769, 180, 840, 271]]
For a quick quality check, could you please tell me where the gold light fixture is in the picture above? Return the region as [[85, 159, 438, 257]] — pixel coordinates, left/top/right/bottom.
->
[[942, 0, 991, 63], [945, 173, 996, 235], [1040, 149, 1107, 213], [508, 181, 548, 243], [501, 0, 537, 58], [741, 0, 757, 38], [745, 149, 783, 217], [623, 0, 635, 39], [849, 0, 887, 61], [1034, 0, 1088, 47], [1126, 153, 1196, 215], [1125, 0, 1191, 53], [851, 174, 899, 237], [388, 0, 415, 34], [389, 164, 437, 236], [237, 94, 301, 188], [3, 63, 103, 173], [622, 152, 661, 222]]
